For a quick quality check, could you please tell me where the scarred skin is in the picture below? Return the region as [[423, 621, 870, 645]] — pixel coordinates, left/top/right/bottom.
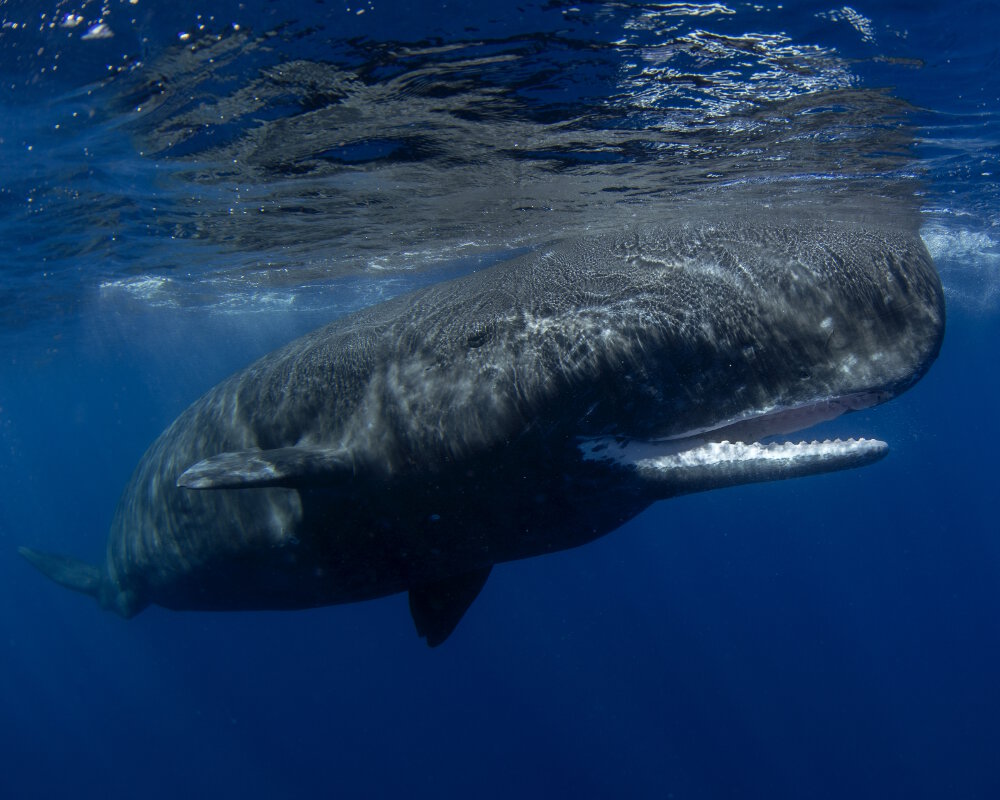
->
[[20, 215, 945, 643]]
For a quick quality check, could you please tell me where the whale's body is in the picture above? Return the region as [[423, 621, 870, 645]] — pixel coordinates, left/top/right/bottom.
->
[[21, 217, 944, 645]]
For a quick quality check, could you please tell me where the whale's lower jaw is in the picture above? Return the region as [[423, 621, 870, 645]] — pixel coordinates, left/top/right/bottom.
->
[[634, 437, 887, 493], [579, 436, 888, 496]]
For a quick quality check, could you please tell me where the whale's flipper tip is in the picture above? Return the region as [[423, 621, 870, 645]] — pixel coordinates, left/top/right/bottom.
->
[[409, 565, 493, 647]]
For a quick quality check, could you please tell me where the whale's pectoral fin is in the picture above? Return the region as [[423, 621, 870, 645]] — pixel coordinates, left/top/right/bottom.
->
[[409, 566, 492, 647], [177, 446, 352, 490]]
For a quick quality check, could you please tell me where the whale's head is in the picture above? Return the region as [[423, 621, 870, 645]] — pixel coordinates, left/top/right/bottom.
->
[[572, 216, 945, 493]]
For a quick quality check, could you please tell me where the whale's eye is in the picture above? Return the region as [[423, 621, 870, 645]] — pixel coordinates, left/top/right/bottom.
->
[[466, 328, 490, 349]]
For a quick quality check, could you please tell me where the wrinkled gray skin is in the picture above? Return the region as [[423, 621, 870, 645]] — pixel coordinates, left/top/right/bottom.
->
[[21, 217, 944, 645]]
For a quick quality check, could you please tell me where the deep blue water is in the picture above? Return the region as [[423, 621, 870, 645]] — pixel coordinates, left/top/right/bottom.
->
[[1, 1, 999, 798]]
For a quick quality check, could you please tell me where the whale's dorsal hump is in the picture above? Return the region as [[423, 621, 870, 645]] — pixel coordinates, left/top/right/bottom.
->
[[176, 446, 353, 490]]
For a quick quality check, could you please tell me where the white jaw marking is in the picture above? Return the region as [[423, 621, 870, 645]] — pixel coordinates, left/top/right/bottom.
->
[[580, 436, 886, 470], [579, 436, 888, 490], [578, 396, 890, 490]]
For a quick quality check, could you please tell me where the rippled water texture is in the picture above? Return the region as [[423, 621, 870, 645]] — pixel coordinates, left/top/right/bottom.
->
[[4, 0, 984, 330]]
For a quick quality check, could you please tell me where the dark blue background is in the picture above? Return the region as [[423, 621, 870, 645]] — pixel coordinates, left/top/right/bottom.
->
[[2, 1, 998, 797]]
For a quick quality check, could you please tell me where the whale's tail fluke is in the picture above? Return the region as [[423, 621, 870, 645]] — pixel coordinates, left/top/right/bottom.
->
[[18, 546, 104, 596], [18, 547, 141, 618]]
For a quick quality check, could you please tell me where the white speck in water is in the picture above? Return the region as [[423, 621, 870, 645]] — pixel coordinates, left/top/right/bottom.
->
[[81, 22, 113, 40]]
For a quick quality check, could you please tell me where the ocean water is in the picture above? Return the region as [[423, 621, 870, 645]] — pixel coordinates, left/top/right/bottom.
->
[[1, 1, 998, 797]]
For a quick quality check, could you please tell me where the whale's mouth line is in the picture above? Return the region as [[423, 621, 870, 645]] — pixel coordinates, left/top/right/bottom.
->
[[658, 390, 889, 452], [579, 391, 892, 482]]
